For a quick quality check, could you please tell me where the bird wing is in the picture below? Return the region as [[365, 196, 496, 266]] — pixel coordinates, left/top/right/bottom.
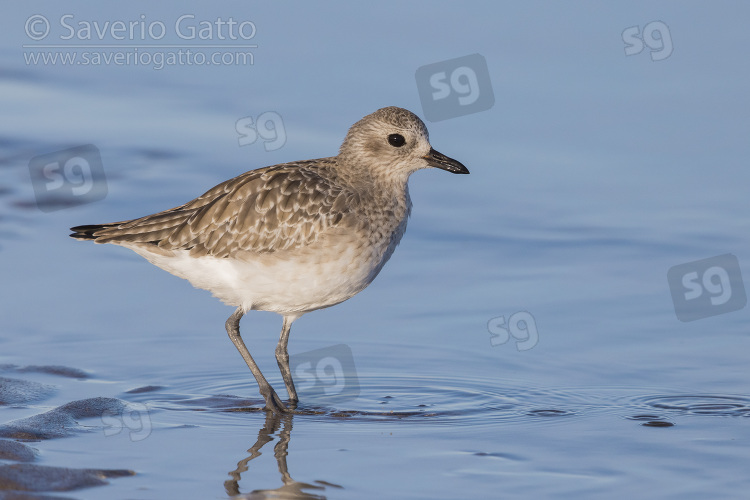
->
[[70, 160, 357, 257]]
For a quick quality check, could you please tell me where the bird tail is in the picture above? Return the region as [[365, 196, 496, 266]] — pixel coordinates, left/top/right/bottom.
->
[[69, 224, 117, 241]]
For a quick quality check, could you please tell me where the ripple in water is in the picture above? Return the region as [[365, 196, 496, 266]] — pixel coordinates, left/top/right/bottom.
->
[[118, 372, 750, 428], [122, 372, 591, 426], [636, 394, 750, 418], [626, 414, 675, 428]]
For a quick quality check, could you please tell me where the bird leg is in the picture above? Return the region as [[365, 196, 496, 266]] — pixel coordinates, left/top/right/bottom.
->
[[225, 307, 287, 413], [275, 316, 298, 404]]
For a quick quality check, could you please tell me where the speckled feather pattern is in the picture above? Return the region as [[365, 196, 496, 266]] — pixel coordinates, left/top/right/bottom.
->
[[85, 160, 359, 257]]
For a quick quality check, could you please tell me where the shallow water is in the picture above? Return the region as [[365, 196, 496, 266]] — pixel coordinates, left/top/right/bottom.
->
[[2, 2, 750, 499]]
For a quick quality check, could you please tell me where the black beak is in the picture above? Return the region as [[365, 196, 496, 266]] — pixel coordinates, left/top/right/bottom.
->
[[424, 148, 469, 174]]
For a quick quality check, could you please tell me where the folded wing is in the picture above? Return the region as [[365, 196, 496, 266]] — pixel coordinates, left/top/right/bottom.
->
[[70, 161, 357, 257]]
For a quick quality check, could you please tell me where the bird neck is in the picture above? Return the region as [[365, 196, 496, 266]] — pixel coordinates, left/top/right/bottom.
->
[[335, 155, 411, 195]]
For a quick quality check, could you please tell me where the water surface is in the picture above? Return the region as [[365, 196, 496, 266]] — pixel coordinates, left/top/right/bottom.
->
[[1, 2, 750, 499]]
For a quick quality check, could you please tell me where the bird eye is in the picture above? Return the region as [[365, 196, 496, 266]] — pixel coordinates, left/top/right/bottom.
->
[[387, 134, 406, 147]]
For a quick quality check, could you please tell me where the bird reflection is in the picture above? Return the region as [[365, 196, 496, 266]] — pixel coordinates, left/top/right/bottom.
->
[[225, 411, 342, 499]]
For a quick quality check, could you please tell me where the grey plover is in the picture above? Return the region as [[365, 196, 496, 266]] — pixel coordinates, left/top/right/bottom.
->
[[70, 107, 469, 413]]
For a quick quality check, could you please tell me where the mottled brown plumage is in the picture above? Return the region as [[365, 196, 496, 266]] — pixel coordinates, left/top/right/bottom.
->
[[73, 160, 358, 258]]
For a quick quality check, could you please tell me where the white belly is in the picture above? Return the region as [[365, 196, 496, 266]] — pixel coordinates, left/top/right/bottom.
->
[[121, 226, 399, 315]]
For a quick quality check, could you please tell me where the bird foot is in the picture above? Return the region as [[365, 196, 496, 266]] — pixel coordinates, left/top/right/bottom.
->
[[261, 387, 292, 414]]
